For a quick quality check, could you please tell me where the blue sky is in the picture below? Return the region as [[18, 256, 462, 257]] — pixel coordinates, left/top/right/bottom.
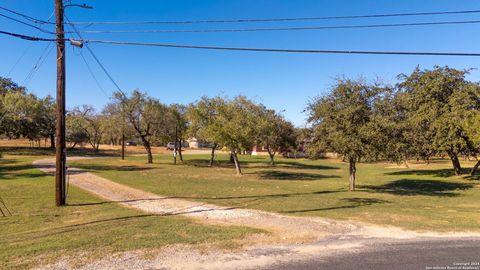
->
[[1, 0, 480, 126]]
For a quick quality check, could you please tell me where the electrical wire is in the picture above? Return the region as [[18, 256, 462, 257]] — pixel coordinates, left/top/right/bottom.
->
[[84, 40, 480, 57], [6, 11, 55, 78], [64, 19, 111, 98], [3, 5, 480, 26], [0, 13, 54, 34], [0, 30, 56, 41], [3, 5, 480, 34], [23, 42, 54, 86], [78, 51, 110, 98], [74, 19, 480, 34], [3, 28, 480, 58], [65, 15, 125, 95], [67, 9, 480, 25], [0, 6, 52, 24]]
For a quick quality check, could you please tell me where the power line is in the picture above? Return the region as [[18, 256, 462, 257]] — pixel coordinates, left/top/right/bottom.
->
[[4, 28, 480, 58], [85, 40, 480, 57], [64, 18, 111, 98], [67, 9, 480, 25], [0, 29, 55, 41], [65, 15, 124, 94], [0, 13, 54, 34], [78, 50, 110, 98], [75, 19, 480, 34], [6, 11, 55, 78], [0, 6, 52, 24], [23, 42, 54, 86]]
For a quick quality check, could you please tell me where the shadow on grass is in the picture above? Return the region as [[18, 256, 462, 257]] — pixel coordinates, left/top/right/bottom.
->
[[71, 164, 155, 172], [7, 208, 243, 243], [358, 179, 474, 197], [465, 175, 480, 181], [6, 214, 157, 244], [0, 159, 46, 180], [386, 168, 472, 178], [69, 190, 344, 207], [183, 158, 338, 170], [280, 197, 390, 213], [0, 172, 46, 180], [256, 170, 340, 181], [0, 146, 119, 157]]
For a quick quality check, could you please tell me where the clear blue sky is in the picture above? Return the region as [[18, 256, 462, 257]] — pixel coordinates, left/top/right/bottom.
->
[[1, 0, 480, 126]]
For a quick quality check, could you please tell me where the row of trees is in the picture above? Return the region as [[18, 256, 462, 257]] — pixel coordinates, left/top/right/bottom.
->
[[0, 78, 55, 148], [0, 78, 297, 173], [186, 95, 296, 174], [1, 66, 479, 191], [307, 66, 480, 190], [112, 92, 296, 173]]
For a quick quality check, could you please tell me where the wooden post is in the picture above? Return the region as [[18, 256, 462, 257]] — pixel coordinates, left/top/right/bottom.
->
[[55, 0, 66, 206]]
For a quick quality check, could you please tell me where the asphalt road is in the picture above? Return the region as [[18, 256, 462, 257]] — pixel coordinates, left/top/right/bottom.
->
[[268, 238, 480, 270]]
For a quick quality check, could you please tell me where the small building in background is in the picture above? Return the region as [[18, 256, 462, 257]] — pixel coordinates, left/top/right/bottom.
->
[[251, 145, 269, 156], [187, 137, 199, 149]]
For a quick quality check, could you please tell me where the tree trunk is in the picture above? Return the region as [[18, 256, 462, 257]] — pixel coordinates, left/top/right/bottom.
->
[[349, 158, 356, 191], [471, 160, 480, 176], [230, 153, 235, 163], [209, 143, 217, 167], [173, 148, 177, 165], [141, 136, 153, 164], [447, 150, 462, 176], [94, 141, 100, 152], [178, 139, 183, 162], [267, 148, 276, 165], [69, 142, 77, 150], [232, 151, 242, 175]]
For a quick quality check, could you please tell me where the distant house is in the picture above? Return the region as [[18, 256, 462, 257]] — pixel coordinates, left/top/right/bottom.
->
[[187, 137, 199, 149], [186, 137, 215, 149], [251, 145, 269, 155]]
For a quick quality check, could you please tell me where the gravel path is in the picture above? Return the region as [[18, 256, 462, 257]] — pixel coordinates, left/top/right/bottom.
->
[[32, 157, 354, 241], [32, 157, 480, 270]]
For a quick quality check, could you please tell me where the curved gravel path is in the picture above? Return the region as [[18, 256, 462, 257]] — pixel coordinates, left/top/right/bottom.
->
[[32, 157, 480, 270]]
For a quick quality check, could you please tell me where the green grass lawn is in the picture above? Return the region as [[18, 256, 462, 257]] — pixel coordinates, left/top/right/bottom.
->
[[71, 154, 480, 232], [0, 155, 261, 270]]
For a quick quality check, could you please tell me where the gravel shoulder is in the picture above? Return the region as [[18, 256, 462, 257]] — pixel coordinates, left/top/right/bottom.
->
[[32, 157, 480, 270]]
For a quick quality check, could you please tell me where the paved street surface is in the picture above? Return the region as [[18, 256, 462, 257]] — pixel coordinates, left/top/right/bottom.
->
[[268, 238, 480, 270]]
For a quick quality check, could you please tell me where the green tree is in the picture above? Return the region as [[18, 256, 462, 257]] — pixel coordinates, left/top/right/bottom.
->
[[307, 78, 385, 191], [169, 104, 188, 163], [113, 90, 169, 164], [36, 96, 56, 148], [398, 66, 478, 175], [257, 109, 297, 165], [101, 103, 125, 145], [187, 96, 226, 166], [66, 108, 88, 149], [0, 77, 25, 95], [69, 106, 104, 152], [218, 96, 262, 175]]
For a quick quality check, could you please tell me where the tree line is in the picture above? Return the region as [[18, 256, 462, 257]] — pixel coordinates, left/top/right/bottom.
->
[[1, 65, 479, 190], [307, 66, 480, 190]]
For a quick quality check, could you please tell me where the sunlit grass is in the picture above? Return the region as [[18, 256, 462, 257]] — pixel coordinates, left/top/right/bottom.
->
[[72, 154, 480, 232], [0, 155, 261, 269]]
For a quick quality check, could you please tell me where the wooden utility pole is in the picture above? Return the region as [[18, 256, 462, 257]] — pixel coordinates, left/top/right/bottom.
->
[[55, 0, 66, 206]]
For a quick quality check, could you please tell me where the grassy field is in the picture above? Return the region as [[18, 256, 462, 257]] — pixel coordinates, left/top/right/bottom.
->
[[0, 155, 261, 270], [71, 154, 480, 232]]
